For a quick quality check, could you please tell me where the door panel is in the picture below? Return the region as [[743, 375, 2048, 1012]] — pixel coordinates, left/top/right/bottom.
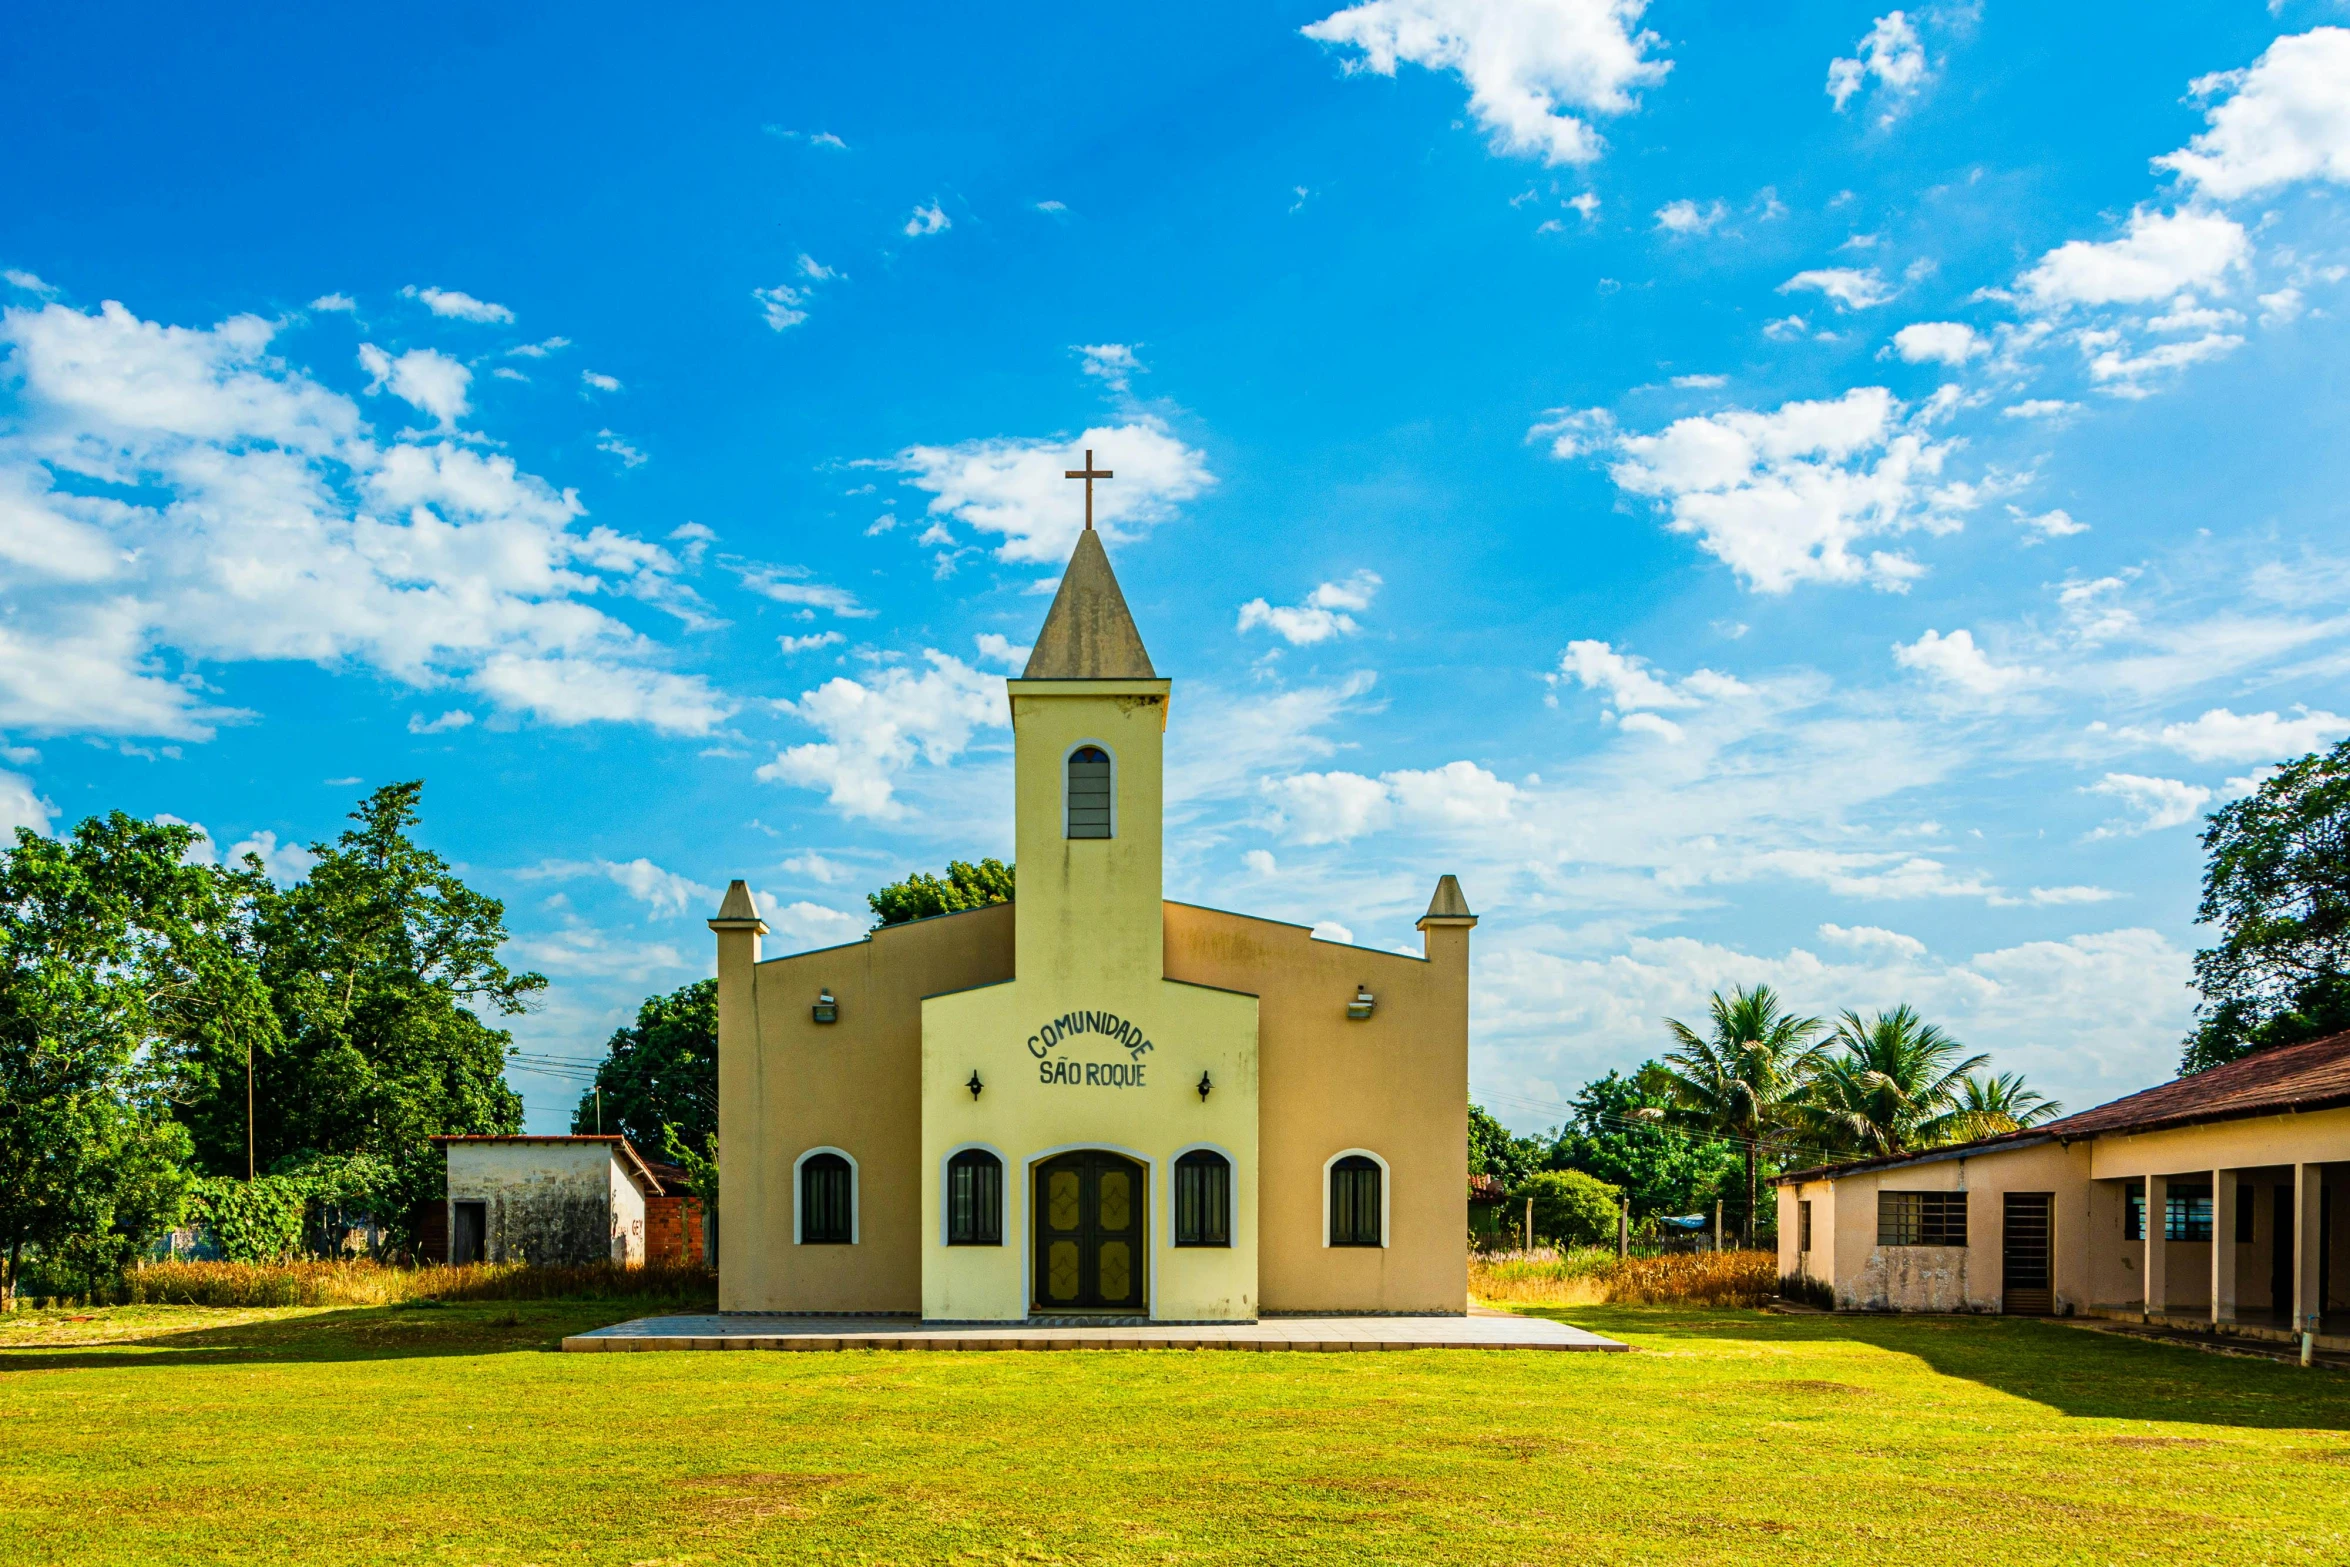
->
[[1032, 1152, 1146, 1311], [2002, 1192, 2052, 1315]]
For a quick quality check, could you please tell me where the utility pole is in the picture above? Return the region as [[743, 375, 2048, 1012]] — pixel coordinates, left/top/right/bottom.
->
[[596, 1087, 604, 1134], [245, 1040, 255, 1182], [1714, 1199, 1724, 1254], [1524, 1196, 1535, 1257], [1618, 1197, 1629, 1258]]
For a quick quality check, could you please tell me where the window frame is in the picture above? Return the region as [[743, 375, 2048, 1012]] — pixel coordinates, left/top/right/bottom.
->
[[1172, 1147, 1233, 1249], [1876, 1189, 1968, 1248], [1323, 1149, 1388, 1249], [2164, 1181, 2214, 1243], [1798, 1199, 1813, 1254], [944, 1145, 1005, 1248], [1063, 741, 1116, 840], [793, 1147, 858, 1245]]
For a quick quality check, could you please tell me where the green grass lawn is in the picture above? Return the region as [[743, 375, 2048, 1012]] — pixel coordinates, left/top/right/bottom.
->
[[3, 1298, 2346, 1565]]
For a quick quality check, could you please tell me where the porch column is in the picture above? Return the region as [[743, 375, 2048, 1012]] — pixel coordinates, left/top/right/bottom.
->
[[2143, 1174, 2168, 1320], [2295, 1163, 2326, 1335], [2211, 1171, 2237, 1323]]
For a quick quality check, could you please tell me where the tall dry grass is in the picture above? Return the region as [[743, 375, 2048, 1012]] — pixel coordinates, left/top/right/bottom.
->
[[1471, 1248, 1778, 1308], [121, 1258, 717, 1309]]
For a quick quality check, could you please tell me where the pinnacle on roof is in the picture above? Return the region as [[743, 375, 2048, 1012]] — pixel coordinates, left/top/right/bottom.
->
[[1022, 528, 1157, 680], [1420, 874, 1476, 926], [710, 879, 764, 927]]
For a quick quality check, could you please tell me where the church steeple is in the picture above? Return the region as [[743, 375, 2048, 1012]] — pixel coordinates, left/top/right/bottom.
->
[[1022, 528, 1156, 679]]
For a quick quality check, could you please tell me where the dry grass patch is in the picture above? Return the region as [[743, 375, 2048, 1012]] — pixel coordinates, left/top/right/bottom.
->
[[1471, 1248, 1778, 1307]]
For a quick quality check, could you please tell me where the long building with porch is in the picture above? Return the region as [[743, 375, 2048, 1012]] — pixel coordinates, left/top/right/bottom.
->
[[1777, 1030, 2350, 1349]]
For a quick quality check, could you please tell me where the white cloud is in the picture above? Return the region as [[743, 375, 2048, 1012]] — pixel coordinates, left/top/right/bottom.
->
[[1312, 920, 1357, 945], [765, 127, 849, 151], [753, 283, 812, 332], [2081, 327, 2245, 393], [408, 709, 474, 734], [1817, 922, 1926, 958], [309, 293, 356, 313], [1654, 198, 1726, 235], [728, 560, 869, 617], [889, 421, 1213, 564], [1077, 343, 1142, 393], [1892, 628, 2044, 696], [1552, 385, 1969, 593], [2120, 705, 2350, 764], [524, 856, 718, 919], [779, 631, 845, 656], [2019, 207, 2248, 308], [779, 852, 850, 884], [2013, 507, 2088, 541], [903, 203, 951, 238], [1244, 848, 1279, 877], [797, 254, 838, 282], [1762, 314, 1809, 341], [1386, 760, 1521, 825], [754, 897, 867, 952], [2001, 399, 2079, 420], [1569, 191, 1601, 220], [357, 342, 470, 427], [1237, 571, 1383, 644], [1260, 770, 1394, 844], [758, 652, 1004, 819], [1826, 11, 1926, 117], [972, 632, 1031, 670], [0, 769, 54, 836], [507, 337, 569, 359], [1260, 759, 1518, 844], [0, 298, 729, 740], [1669, 373, 1726, 389], [1890, 321, 1983, 366], [2030, 884, 2121, 906], [2086, 772, 2212, 836], [400, 286, 514, 324], [581, 370, 622, 393], [2156, 27, 2350, 200], [1550, 639, 1748, 712], [1781, 267, 1893, 310], [595, 430, 648, 468], [1300, 0, 1672, 167]]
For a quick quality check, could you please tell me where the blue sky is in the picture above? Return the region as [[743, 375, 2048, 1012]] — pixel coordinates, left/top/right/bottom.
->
[[5, 1, 2348, 1133]]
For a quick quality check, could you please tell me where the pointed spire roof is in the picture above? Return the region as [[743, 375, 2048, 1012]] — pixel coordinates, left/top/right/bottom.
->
[[709, 879, 767, 932], [1418, 874, 1477, 928], [1022, 528, 1156, 679]]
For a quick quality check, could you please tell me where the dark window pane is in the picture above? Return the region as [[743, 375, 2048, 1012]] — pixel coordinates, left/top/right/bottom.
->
[[2125, 1180, 2144, 1242], [1067, 747, 1112, 839], [1331, 1156, 1382, 1247], [802, 1153, 853, 1244], [2165, 1183, 2213, 1242], [1878, 1190, 1967, 1247], [1798, 1200, 1813, 1252], [947, 1150, 1003, 1246], [1176, 1151, 1231, 1247]]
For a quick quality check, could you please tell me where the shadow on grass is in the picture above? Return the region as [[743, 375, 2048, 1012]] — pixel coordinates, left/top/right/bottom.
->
[[0, 1298, 706, 1372], [1550, 1303, 2350, 1431]]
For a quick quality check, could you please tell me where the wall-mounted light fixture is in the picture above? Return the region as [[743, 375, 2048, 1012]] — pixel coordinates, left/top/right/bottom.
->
[[966, 1070, 984, 1101], [1346, 983, 1376, 1021], [812, 989, 838, 1024], [1196, 1070, 1213, 1102]]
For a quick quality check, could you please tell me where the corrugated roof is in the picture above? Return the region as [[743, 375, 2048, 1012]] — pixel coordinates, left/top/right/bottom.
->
[[1776, 1029, 2350, 1184]]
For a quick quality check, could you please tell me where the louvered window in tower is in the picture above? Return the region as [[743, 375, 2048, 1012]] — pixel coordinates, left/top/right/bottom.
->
[[1066, 747, 1112, 838]]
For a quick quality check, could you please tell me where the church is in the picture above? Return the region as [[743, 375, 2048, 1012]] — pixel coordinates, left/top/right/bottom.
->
[[710, 482, 1473, 1322]]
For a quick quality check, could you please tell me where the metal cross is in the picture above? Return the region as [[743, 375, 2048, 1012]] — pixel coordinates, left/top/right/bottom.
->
[[1064, 448, 1114, 531]]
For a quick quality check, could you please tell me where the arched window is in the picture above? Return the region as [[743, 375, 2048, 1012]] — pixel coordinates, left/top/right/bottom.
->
[[1329, 1155, 1383, 1247], [946, 1148, 1003, 1246], [800, 1152, 853, 1244], [1066, 746, 1112, 839], [1174, 1150, 1231, 1248]]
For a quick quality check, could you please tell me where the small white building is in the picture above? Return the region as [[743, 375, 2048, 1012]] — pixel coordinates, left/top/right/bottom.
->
[[432, 1135, 662, 1267]]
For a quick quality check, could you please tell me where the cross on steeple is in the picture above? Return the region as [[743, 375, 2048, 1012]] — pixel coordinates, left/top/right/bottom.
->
[[1064, 448, 1114, 531]]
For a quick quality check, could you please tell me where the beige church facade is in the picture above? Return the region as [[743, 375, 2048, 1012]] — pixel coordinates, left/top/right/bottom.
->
[[711, 523, 1474, 1321]]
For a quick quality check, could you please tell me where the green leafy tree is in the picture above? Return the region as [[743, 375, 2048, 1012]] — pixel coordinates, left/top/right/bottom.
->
[[868, 858, 1014, 928], [1661, 984, 1826, 1244], [1551, 1065, 1741, 1220], [661, 1123, 719, 1211], [1509, 1169, 1623, 1249], [0, 814, 269, 1304], [1948, 1071, 2062, 1141], [1467, 1103, 1545, 1189], [187, 1174, 309, 1262], [1801, 1006, 1987, 1159], [2183, 738, 2350, 1072], [183, 783, 541, 1248], [572, 979, 715, 1149]]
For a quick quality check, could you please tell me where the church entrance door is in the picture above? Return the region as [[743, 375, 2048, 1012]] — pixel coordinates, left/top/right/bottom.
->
[[1033, 1151, 1146, 1312]]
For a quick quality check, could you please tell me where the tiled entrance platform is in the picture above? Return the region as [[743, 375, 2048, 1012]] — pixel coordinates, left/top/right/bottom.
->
[[563, 1310, 1625, 1353]]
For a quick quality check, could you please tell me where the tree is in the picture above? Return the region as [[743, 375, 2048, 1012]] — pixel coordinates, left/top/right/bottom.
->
[[1551, 1065, 1742, 1220], [1509, 1169, 1622, 1250], [2183, 738, 2350, 1072], [1948, 1071, 2062, 1141], [572, 979, 716, 1148], [1661, 985, 1826, 1244], [868, 859, 1014, 928], [0, 814, 268, 1305], [1468, 1103, 1545, 1189], [1801, 1005, 1987, 1160], [183, 783, 541, 1247]]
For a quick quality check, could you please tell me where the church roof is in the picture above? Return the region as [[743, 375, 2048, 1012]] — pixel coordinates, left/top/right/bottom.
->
[[1022, 528, 1156, 679], [1421, 874, 1476, 923]]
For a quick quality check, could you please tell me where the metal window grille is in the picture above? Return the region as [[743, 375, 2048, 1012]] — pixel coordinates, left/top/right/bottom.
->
[[1798, 1200, 1813, 1253], [2125, 1180, 2144, 1241], [801, 1153, 853, 1244], [1330, 1156, 1382, 1247], [946, 1149, 1003, 1246], [1175, 1151, 1231, 1247], [2164, 1183, 2213, 1242], [1877, 1190, 1968, 1247], [1066, 747, 1112, 839]]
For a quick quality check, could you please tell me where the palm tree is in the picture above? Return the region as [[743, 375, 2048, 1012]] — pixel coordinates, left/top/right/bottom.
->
[[1661, 984, 1827, 1246], [1800, 1005, 1988, 1159], [1946, 1071, 2062, 1141]]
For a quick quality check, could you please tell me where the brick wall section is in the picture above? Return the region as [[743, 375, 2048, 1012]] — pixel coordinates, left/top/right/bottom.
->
[[646, 1195, 705, 1265]]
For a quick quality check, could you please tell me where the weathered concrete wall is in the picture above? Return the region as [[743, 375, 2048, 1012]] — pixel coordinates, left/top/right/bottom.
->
[[445, 1142, 638, 1267], [1822, 1141, 2091, 1314]]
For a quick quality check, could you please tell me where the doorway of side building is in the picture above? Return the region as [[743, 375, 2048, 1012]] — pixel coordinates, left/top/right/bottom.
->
[[451, 1200, 487, 1266], [2003, 1192, 2053, 1314], [1032, 1151, 1146, 1313]]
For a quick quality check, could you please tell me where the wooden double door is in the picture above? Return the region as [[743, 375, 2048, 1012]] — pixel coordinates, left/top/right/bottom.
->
[[1033, 1151, 1145, 1312]]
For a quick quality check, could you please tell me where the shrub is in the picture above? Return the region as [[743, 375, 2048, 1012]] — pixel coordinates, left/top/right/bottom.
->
[[186, 1176, 309, 1263], [1508, 1169, 1622, 1249], [121, 1258, 716, 1309], [1470, 1248, 1778, 1308]]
